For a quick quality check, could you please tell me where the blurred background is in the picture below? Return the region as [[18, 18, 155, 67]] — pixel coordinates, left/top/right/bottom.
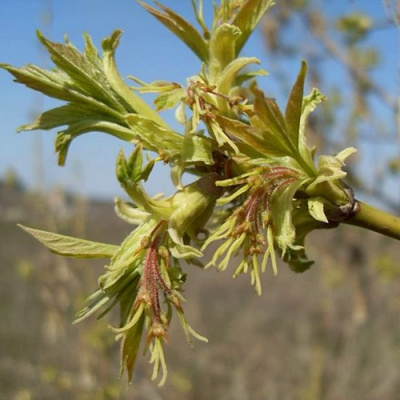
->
[[1, 0, 400, 399]]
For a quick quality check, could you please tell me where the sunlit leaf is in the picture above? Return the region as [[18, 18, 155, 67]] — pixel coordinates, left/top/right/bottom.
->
[[139, 1, 208, 62], [285, 61, 306, 152], [37, 31, 124, 110], [181, 134, 215, 165], [208, 23, 242, 84], [19, 224, 118, 258], [120, 313, 145, 382], [216, 56, 260, 94], [269, 179, 304, 254], [20, 104, 136, 165], [114, 198, 151, 225], [216, 113, 291, 158], [308, 147, 357, 191], [233, 0, 275, 55], [299, 87, 326, 164], [125, 114, 183, 155], [154, 88, 186, 111], [102, 30, 168, 128], [308, 197, 329, 223], [252, 89, 292, 155]]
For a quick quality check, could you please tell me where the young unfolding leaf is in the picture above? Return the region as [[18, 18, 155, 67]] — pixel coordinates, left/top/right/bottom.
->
[[117, 145, 155, 185], [102, 30, 168, 128], [119, 313, 145, 382], [285, 61, 307, 156], [154, 87, 186, 112], [299, 88, 326, 164], [114, 198, 151, 225], [139, 1, 208, 62], [216, 56, 261, 95], [19, 224, 119, 258], [232, 0, 275, 55], [37, 32, 123, 109], [181, 134, 215, 165], [124, 114, 183, 156], [1, 30, 169, 165], [24, 104, 135, 165], [268, 178, 305, 254], [250, 92, 295, 157], [115, 149, 171, 219], [250, 64, 319, 176], [215, 113, 290, 158], [208, 23, 242, 84], [307, 148, 357, 195]]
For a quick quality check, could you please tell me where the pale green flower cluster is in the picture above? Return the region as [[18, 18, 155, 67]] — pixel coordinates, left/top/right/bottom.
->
[[3, 0, 357, 385]]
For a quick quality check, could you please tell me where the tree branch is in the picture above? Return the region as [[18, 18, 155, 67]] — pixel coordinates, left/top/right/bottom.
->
[[344, 200, 400, 240]]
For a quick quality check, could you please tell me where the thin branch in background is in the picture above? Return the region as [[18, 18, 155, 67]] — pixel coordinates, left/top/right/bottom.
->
[[306, 12, 397, 111], [382, 0, 400, 141], [382, 0, 400, 210]]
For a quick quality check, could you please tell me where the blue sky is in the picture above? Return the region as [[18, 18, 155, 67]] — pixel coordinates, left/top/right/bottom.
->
[[0, 0, 398, 200]]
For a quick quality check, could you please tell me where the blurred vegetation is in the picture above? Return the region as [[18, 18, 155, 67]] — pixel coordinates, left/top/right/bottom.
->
[[2, 0, 400, 398]]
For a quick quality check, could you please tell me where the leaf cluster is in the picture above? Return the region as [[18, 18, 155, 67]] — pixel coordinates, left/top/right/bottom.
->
[[1, 0, 361, 385]]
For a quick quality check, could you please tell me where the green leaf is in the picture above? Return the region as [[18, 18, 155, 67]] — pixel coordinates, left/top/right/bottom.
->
[[252, 88, 288, 145], [233, 0, 275, 55], [284, 206, 325, 272], [216, 114, 292, 158], [284, 61, 319, 173], [18, 104, 113, 132], [154, 88, 186, 112], [74, 290, 112, 323], [116, 149, 141, 189], [269, 180, 304, 254], [235, 68, 268, 85], [139, 1, 208, 62], [181, 134, 214, 165], [120, 312, 145, 382], [285, 61, 306, 153], [55, 121, 137, 166], [0, 62, 123, 125], [286, 250, 315, 273], [119, 145, 155, 184], [125, 114, 183, 155], [308, 197, 329, 223], [336, 147, 358, 163], [19, 104, 136, 165], [102, 30, 169, 128], [114, 198, 150, 225], [37, 31, 125, 111], [308, 147, 357, 192], [110, 219, 159, 269], [128, 77, 179, 94], [2, 31, 170, 166], [0, 63, 75, 102], [19, 224, 118, 258], [209, 23, 242, 84], [216, 56, 260, 95], [299, 87, 326, 163], [252, 83, 317, 176], [115, 156, 171, 220], [129, 145, 144, 182]]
